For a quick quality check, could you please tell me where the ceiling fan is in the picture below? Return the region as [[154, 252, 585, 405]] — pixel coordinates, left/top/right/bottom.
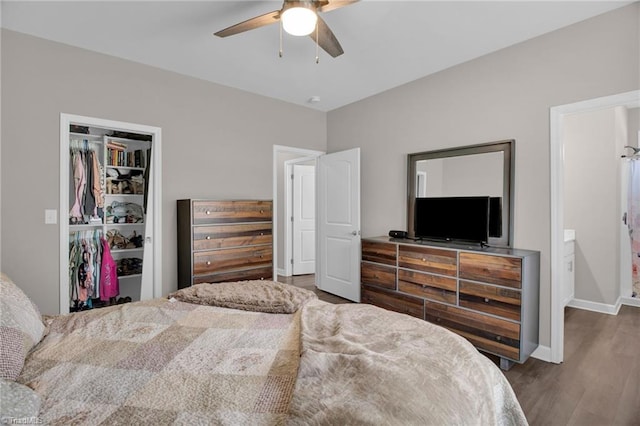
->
[[214, 0, 359, 58]]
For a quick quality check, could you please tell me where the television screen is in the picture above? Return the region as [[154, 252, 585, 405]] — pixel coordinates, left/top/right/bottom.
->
[[415, 196, 490, 243]]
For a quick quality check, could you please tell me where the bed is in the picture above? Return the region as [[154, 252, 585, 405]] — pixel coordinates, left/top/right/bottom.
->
[[1, 274, 527, 425]]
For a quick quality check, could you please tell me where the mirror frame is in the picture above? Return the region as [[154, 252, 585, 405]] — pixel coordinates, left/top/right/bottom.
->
[[407, 139, 515, 247]]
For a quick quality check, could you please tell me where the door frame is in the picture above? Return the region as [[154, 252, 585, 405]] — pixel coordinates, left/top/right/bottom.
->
[[59, 113, 162, 314], [549, 89, 639, 363], [272, 145, 324, 279], [284, 158, 317, 276]]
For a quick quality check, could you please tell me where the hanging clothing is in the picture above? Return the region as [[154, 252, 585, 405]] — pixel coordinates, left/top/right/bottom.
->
[[92, 151, 105, 218], [69, 151, 86, 222], [69, 230, 104, 310], [100, 237, 120, 301], [69, 139, 103, 224], [628, 159, 640, 297]]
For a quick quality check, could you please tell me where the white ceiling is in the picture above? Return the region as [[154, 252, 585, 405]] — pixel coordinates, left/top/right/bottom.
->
[[1, 1, 633, 111]]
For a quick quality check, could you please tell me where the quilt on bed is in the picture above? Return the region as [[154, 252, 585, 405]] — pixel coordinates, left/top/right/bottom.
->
[[17, 298, 301, 425], [16, 282, 527, 425], [287, 299, 527, 425]]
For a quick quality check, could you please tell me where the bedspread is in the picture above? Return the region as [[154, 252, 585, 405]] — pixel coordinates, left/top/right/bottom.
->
[[17, 290, 527, 425], [18, 298, 301, 425], [287, 300, 527, 426]]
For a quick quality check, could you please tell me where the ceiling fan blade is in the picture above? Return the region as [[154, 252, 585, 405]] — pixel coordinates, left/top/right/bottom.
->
[[317, 0, 359, 13], [214, 10, 280, 38], [309, 16, 344, 58]]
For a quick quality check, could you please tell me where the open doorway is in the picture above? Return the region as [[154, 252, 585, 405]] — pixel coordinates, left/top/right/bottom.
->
[[272, 145, 324, 279], [549, 90, 640, 364]]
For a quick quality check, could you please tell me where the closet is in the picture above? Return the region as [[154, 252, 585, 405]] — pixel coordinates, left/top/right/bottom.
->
[[60, 114, 161, 314]]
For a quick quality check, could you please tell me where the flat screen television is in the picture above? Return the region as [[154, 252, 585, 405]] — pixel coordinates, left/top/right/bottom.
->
[[415, 196, 490, 244]]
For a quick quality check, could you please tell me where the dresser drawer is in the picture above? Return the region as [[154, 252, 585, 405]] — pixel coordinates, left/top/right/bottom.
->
[[193, 223, 272, 251], [425, 301, 520, 360], [398, 269, 457, 304], [361, 262, 396, 290], [398, 246, 457, 276], [193, 266, 273, 284], [193, 246, 272, 275], [459, 253, 522, 288], [361, 284, 424, 319], [459, 281, 521, 321], [192, 200, 272, 225], [362, 241, 397, 265]]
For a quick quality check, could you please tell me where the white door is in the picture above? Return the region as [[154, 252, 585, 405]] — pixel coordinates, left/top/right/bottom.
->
[[293, 164, 316, 275], [317, 148, 361, 302]]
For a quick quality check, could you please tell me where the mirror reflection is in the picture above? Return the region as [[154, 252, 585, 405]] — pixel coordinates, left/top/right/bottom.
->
[[416, 152, 504, 198]]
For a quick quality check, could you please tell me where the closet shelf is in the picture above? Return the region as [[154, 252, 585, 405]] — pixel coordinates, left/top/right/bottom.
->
[[70, 132, 103, 139], [106, 165, 145, 171], [111, 248, 144, 254], [69, 223, 103, 230], [118, 274, 142, 279]]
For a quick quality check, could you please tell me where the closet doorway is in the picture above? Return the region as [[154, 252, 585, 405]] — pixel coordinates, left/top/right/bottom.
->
[[59, 114, 162, 314], [549, 90, 640, 364]]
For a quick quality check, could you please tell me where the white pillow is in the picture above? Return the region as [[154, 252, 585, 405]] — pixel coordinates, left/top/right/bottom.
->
[[0, 378, 41, 419], [0, 273, 46, 380]]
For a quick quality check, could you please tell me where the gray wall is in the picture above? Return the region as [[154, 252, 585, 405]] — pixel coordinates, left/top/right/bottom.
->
[[326, 4, 640, 348], [630, 107, 640, 146], [564, 107, 623, 305], [1, 29, 326, 314]]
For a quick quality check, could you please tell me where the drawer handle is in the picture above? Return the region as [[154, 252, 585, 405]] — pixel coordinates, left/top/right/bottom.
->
[[422, 284, 426, 289], [205, 210, 211, 215], [260, 210, 264, 214], [206, 236, 211, 240], [496, 336, 502, 342], [206, 261, 211, 265], [435, 318, 441, 323], [421, 258, 426, 262], [484, 298, 490, 303], [259, 255, 264, 258], [260, 232, 264, 236]]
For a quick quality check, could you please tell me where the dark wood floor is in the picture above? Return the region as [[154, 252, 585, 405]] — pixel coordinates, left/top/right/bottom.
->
[[278, 274, 352, 304], [281, 274, 640, 425], [503, 306, 640, 426]]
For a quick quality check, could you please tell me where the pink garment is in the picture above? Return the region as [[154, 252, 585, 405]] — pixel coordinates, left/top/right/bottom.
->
[[70, 153, 86, 220], [100, 237, 120, 300]]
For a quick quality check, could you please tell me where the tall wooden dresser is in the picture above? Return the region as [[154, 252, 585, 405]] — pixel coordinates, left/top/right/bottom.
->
[[177, 199, 273, 289], [361, 236, 540, 370]]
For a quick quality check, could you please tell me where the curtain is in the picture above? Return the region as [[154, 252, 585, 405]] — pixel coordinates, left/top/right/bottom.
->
[[629, 159, 640, 298]]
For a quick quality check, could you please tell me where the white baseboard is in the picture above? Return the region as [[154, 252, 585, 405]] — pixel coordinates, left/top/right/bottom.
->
[[620, 296, 640, 307], [567, 297, 621, 315], [277, 268, 286, 277], [531, 345, 552, 363]]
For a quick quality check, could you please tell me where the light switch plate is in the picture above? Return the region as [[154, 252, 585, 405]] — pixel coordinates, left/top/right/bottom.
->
[[45, 209, 57, 224]]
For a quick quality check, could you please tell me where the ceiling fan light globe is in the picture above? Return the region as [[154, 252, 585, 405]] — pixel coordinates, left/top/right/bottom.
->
[[281, 7, 317, 36]]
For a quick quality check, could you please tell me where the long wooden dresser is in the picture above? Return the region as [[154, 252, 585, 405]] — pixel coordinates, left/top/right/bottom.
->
[[361, 236, 540, 370], [177, 199, 273, 289]]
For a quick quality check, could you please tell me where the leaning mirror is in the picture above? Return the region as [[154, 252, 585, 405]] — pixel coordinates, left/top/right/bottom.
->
[[407, 140, 514, 247]]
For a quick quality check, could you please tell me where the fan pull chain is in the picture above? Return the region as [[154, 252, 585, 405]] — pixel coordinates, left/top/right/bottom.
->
[[279, 20, 283, 58], [315, 23, 319, 64]]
